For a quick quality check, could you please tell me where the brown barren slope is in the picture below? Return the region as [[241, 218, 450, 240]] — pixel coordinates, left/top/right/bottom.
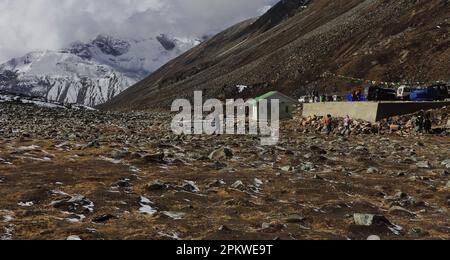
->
[[101, 0, 450, 110]]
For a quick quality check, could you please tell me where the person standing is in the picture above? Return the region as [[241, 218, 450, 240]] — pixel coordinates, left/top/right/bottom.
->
[[424, 115, 432, 134], [343, 115, 352, 135], [415, 114, 424, 134], [324, 114, 333, 135]]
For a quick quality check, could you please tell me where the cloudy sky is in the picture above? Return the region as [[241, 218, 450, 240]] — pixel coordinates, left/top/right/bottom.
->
[[0, 0, 276, 63]]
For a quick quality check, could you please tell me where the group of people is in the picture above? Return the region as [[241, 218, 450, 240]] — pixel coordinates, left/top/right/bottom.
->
[[309, 91, 339, 103], [351, 90, 363, 102], [322, 114, 352, 135], [322, 113, 434, 135]]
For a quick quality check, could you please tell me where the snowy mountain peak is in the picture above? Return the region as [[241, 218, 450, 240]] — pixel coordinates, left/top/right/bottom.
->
[[156, 34, 177, 51], [0, 34, 200, 107], [92, 35, 131, 56]]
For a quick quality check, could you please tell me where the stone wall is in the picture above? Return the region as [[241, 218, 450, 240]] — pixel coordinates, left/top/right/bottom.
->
[[303, 101, 450, 122]]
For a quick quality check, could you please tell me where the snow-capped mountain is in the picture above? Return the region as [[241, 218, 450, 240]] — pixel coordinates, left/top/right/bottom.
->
[[0, 34, 200, 106]]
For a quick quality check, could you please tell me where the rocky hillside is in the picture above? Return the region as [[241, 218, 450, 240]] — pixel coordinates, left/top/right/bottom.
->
[[102, 0, 450, 110], [0, 35, 200, 107]]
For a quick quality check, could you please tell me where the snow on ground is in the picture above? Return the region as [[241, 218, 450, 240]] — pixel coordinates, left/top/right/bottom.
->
[[0, 93, 96, 110], [236, 85, 248, 93]]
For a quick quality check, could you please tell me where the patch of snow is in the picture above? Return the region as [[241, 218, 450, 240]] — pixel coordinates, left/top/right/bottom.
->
[[236, 85, 248, 93], [66, 235, 82, 241], [18, 201, 34, 207], [388, 225, 403, 236], [139, 196, 157, 215], [19, 99, 66, 109], [2, 215, 14, 223], [0, 225, 15, 240], [50, 190, 70, 197], [162, 211, 185, 220], [139, 205, 157, 216], [66, 214, 86, 223], [99, 156, 122, 164], [0, 210, 14, 223], [254, 178, 264, 187], [157, 231, 181, 240], [16, 145, 41, 152]]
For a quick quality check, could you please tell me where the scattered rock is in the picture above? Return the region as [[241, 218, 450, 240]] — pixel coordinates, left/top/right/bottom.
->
[[146, 180, 168, 191], [162, 211, 185, 220], [388, 206, 416, 218], [84, 140, 99, 149], [393, 192, 408, 200], [367, 235, 381, 240], [111, 149, 129, 160], [416, 161, 431, 169], [209, 147, 233, 161], [313, 174, 324, 180], [231, 180, 245, 190], [182, 181, 200, 193], [52, 195, 94, 214], [281, 166, 292, 172], [353, 213, 392, 227], [387, 192, 414, 207], [441, 159, 450, 169], [286, 214, 305, 224], [66, 235, 82, 241], [210, 161, 227, 170], [298, 162, 314, 171], [309, 145, 327, 155], [262, 221, 285, 230], [355, 146, 368, 152], [92, 214, 115, 224], [114, 179, 131, 188], [142, 153, 165, 164], [207, 179, 226, 188], [218, 225, 232, 232]]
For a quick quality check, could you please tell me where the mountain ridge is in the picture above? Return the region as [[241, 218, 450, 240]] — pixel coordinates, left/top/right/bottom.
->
[[0, 34, 200, 106], [102, 0, 450, 110]]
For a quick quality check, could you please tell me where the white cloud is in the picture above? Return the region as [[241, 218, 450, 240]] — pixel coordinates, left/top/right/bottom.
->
[[0, 0, 276, 63]]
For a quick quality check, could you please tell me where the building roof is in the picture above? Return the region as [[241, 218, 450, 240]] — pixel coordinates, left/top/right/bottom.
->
[[250, 91, 298, 104]]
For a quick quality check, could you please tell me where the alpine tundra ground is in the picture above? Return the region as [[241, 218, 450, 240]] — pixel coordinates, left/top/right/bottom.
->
[[0, 102, 449, 240]]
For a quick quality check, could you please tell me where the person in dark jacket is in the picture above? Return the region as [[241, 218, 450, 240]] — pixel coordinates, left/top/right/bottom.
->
[[424, 115, 432, 134], [415, 114, 424, 134]]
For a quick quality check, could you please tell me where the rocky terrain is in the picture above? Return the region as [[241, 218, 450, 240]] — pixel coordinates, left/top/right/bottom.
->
[[102, 0, 450, 110], [295, 106, 450, 136], [1, 101, 449, 240]]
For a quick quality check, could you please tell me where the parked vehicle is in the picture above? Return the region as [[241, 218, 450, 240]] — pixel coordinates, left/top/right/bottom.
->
[[364, 86, 397, 101], [397, 85, 413, 100], [410, 84, 449, 101]]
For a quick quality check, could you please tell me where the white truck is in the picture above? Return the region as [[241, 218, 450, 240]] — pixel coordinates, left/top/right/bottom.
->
[[397, 85, 413, 100]]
